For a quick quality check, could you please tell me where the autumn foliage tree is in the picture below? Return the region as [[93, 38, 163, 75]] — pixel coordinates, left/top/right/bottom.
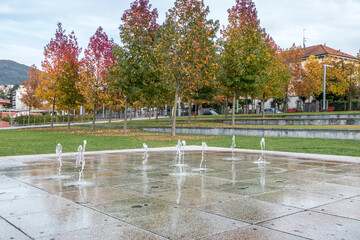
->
[[158, 0, 219, 135], [56, 30, 83, 130], [114, 0, 160, 133], [22, 65, 41, 125], [255, 43, 290, 118], [40, 22, 74, 129], [281, 44, 305, 111], [294, 55, 322, 100], [296, 55, 353, 109], [81, 26, 114, 131], [221, 0, 272, 125]]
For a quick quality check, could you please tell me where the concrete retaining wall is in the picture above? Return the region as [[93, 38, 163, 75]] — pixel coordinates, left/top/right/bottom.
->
[[284, 113, 360, 119], [142, 127, 360, 140], [224, 118, 360, 125]]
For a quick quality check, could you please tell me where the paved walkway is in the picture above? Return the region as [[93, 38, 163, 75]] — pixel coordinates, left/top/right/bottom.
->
[[0, 117, 158, 130], [1, 147, 360, 239]]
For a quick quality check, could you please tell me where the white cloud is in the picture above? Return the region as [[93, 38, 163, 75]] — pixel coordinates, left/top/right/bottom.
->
[[0, 0, 359, 68]]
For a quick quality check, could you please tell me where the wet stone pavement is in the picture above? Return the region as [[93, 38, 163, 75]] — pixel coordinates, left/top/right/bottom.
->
[[0, 150, 360, 239]]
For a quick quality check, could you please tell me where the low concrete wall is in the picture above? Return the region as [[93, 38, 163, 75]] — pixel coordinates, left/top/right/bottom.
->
[[284, 113, 360, 120], [224, 118, 360, 125], [141, 127, 360, 140]]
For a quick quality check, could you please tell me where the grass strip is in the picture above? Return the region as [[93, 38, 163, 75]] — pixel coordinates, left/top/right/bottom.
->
[[0, 126, 359, 157]]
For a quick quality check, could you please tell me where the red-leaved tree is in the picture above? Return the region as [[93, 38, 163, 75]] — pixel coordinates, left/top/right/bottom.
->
[[81, 26, 115, 131]]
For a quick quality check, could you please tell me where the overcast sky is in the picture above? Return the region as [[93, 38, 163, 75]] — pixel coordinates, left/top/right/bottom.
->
[[1, 0, 359, 68]]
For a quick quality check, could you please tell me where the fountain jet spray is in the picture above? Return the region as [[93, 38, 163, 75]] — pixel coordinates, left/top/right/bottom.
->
[[142, 143, 149, 166], [231, 135, 236, 152], [257, 138, 267, 164], [56, 143, 62, 175], [76, 140, 87, 181], [199, 142, 208, 170]]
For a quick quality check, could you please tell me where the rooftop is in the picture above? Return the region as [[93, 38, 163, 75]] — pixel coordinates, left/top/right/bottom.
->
[[0, 99, 10, 104], [303, 44, 358, 60]]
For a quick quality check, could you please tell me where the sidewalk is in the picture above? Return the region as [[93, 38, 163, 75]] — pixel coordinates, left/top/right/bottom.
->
[[0, 117, 158, 130]]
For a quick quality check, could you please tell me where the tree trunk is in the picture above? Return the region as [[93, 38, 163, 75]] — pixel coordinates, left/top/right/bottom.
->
[[148, 105, 151, 120], [67, 106, 71, 131], [171, 83, 179, 136], [225, 96, 229, 119], [92, 104, 96, 131], [155, 102, 159, 123], [187, 100, 191, 124], [51, 101, 55, 129], [194, 103, 198, 119], [28, 106, 31, 126], [169, 104, 172, 119], [348, 83, 352, 111], [108, 105, 112, 123], [123, 99, 128, 133], [261, 95, 265, 119], [129, 108, 132, 122], [283, 94, 288, 113], [231, 92, 236, 126]]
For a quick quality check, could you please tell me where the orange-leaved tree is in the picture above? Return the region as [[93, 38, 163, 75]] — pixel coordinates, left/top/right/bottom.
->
[[57, 36, 84, 131], [22, 65, 42, 125], [294, 55, 323, 100], [296, 55, 353, 108], [281, 44, 305, 111], [39, 22, 71, 129], [255, 41, 290, 118]]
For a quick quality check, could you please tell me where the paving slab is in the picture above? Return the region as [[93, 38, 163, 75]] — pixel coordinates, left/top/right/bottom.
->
[[204, 169, 261, 181], [5, 203, 121, 238], [116, 180, 184, 195], [199, 198, 302, 224], [170, 174, 235, 188], [129, 206, 248, 239], [260, 211, 360, 240], [291, 181, 360, 198], [312, 198, 360, 221], [208, 181, 280, 197], [0, 185, 48, 201], [152, 188, 241, 207], [0, 195, 71, 218], [238, 175, 313, 189], [275, 170, 342, 183], [327, 176, 360, 187], [352, 195, 360, 200], [251, 189, 340, 209], [0, 218, 31, 240], [198, 225, 308, 240], [96, 174, 157, 186], [37, 222, 167, 240], [92, 196, 178, 220], [0, 175, 25, 189], [58, 185, 141, 205]]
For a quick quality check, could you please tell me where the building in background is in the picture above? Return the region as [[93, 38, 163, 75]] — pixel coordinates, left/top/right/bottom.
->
[[12, 85, 27, 110]]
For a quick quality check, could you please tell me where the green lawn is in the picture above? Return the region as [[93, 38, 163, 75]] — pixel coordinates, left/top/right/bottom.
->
[[0, 126, 359, 157]]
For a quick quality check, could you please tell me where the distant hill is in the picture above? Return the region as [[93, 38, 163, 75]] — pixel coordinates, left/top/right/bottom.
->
[[0, 60, 30, 85]]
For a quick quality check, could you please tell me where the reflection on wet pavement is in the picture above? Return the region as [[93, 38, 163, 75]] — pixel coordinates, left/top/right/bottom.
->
[[0, 150, 360, 239]]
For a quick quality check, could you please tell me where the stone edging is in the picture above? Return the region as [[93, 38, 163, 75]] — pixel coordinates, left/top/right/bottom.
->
[[0, 146, 359, 164], [141, 126, 360, 140]]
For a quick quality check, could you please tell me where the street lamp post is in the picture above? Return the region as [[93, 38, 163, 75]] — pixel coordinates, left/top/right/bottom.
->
[[323, 64, 333, 111]]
